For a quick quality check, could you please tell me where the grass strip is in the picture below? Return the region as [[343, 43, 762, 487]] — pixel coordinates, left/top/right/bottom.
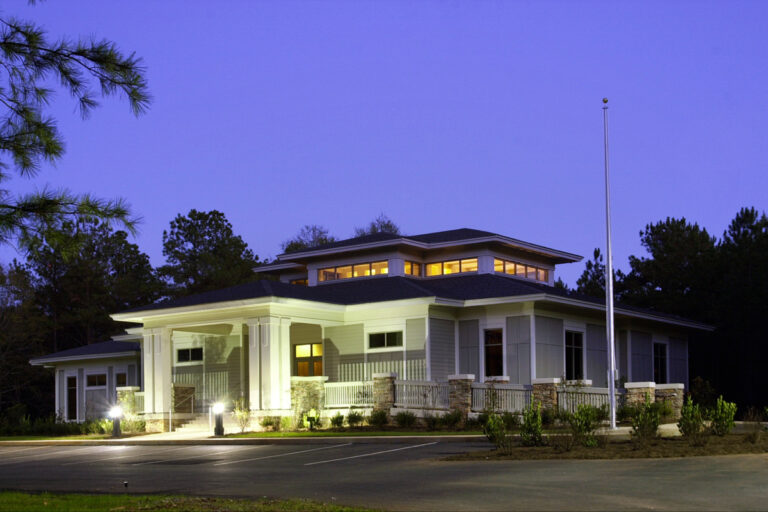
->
[[0, 491, 375, 512], [227, 430, 483, 438]]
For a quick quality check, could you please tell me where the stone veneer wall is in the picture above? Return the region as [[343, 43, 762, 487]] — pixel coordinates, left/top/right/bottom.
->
[[373, 373, 396, 411], [448, 375, 474, 417], [531, 378, 560, 410], [655, 384, 684, 419], [291, 377, 328, 428]]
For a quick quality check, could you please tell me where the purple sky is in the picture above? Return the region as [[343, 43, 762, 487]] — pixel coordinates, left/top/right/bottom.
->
[[2, 1, 767, 286]]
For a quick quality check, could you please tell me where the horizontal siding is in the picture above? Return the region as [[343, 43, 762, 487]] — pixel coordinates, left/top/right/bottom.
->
[[586, 324, 607, 387], [325, 324, 364, 382], [458, 319, 479, 378], [506, 316, 530, 385], [631, 331, 653, 382], [536, 316, 564, 379], [429, 318, 455, 382]]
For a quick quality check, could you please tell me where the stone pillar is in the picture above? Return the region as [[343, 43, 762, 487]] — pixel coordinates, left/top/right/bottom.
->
[[655, 383, 684, 419], [448, 374, 474, 417], [625, 381, 656, 406], [291, 376, 328, 426], [373, 372, 397, 412], [532, 378, 560, 410]]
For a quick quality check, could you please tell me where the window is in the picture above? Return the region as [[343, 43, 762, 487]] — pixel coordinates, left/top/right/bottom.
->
[[67, 376, 77, 420], [116, 373, 127, 387], [565, 331, 584, 380], [494, 257, 550, 283], [484, 329, 503, 377], [294, 343, 323, 376], [318, 261, 388, 282], [177, 347, 203, 363], [290, 278, 308, 286], [654, 343, 667, 384], [404, 261, 422, 276], [86, 374, 106, 387], [369, 331, 403, 349], [425, 258, 479, 276]]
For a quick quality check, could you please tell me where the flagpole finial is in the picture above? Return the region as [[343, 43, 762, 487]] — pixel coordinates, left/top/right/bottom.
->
[[602, 97, 608, 104]]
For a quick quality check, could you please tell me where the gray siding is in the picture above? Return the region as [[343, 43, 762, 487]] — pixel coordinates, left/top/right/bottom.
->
[[324, 324, 364, 382], [535, 316, 564, 378], [506, 316, 530, 384], [429, 318, 455, 382], [618, 331, 629, 382], [458, 319, 479, 378], [631, 331, 653, 381], [586, 324, 608, 387], [368, 350, 403, 377], [669, 336, 688, 386]]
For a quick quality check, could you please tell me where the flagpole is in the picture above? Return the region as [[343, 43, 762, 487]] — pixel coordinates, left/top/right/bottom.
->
[[602, 98, 618, 430]]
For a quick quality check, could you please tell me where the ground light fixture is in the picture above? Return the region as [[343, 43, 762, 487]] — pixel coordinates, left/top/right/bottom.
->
[[212, 402, 225, 436], [108, 405, 123, 438]]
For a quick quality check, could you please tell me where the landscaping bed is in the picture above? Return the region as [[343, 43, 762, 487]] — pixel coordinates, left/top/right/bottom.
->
[[450, 433, 768, 461]]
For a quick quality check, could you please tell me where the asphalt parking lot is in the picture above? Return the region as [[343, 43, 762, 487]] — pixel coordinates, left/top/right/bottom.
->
[[1, 441, 767, 511]]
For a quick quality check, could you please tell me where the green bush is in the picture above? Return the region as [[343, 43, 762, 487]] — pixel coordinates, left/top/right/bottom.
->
[[631, 395, 660, 447], [346, 410, 363, 428], [653, 400, 674, 421], [423, 413, 439, 431], [260, 416, 282, 432], [617, 405, 637, 423], [394, 411, 416, 429], [520, 401, 544, 447], [501, 412, 520, 431], [477, 412, 489, 427], [368, 410, 388, 429], [709, 395, 737, 436], [232, 398, 252, 433], [463, 416, 481, 431], [439, 409, 464, 430], [540, 407, 556, 427], [483, 413, 513, 454], [743, 407, 763, 444], [567, 404, 602, 446], [330, 412, 344, 429], [678, 395, 708, 446]]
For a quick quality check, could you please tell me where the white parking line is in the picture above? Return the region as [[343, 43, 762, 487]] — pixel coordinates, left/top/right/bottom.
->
[[304, 442, 437, 466], [61, 446, 186, 466], [0, 445, 97, 465], [213, 443, 352, 466], [132, 446, 251, 466]]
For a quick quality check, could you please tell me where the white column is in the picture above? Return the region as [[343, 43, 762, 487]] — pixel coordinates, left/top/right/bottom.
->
[[280, 318, 291, 409], [424, 316, 430, 381], [142, 331, 154, 413], [54, 369, 62, 417], [530, 313, 537, 382], [152, 328, 172, 414], [247, 319, 261, 410], [259, 316, 285, 411]]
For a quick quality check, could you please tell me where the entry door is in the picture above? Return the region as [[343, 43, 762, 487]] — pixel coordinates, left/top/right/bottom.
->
[[66, 376, 77, 421]]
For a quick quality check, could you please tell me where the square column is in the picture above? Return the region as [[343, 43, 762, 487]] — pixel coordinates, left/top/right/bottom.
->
[[152, 328, 172, 413], [247, 319, 261, 410], [142, 331, 154, 413], [259, 316, 290, 411]]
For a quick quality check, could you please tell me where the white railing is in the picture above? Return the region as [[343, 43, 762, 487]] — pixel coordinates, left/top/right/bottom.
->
[[134, 392, 145, 414], [557, 387, 625, 413], [324, 381, 373, 408], [471, 383, 531, 413], [394, 380, 450, 410]]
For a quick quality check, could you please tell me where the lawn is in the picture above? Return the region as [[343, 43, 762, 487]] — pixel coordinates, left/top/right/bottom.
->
[[0, 492, 375, 512], [227, 430, 483, 438], [450, 433, 768, 461]]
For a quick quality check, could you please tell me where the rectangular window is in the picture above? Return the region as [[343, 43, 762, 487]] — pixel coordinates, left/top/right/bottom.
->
[[116, 373, 127, 387], [526, 266, 537, 280], [86, 374, 106, 387], [318, 261, 388, 282], [426, 258, 480, 276], [290, 278, 308, 286], [495, 257, 550, 283], [537, 268, 548, 282], [369, 331, 403, 349], [294, 343, 323, 377], [505, 262, 516, 275], [426, 262, 442, 276], [443, 260, 461, 274], [484, 329, 504, 377], [565, 331, 584, 381], [460, 258, 478, 273], [371, 261, 388, 275], [494, 258, 504, 273], [177, 348, 203, 363], [336, 265, 353, 280], [404, 261, 422, 276], [353, 263, 371, 277], [654, 343, 667, 384], [515, 264, 527, 277]]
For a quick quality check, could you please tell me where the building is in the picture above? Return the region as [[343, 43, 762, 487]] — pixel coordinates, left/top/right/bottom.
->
[[32, 228, 710, 427]]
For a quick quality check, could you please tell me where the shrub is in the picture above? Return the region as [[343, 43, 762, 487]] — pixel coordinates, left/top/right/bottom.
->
[[330, 412, 344, 429], [120, 417, 146, 434], [260, 416, 281, 432], [346, 410, 363, 428], [477, 412, 489, 427], [540, 407, 556, 428], [423, 413, 439, 431], [440, 409, 464, 430], [520, 401, 544, 447], [568, 404, 602, 446], [483, 413, 513, 454], [617, 405, 637, 423], [463, 416, 482, 431], [280, 416, 293, 431], [549, 434, 574, 453], [678, 395, 708, 446], [232, 398, 252, 433], [631, 395, 660, 447], [743, 407, 763, 444], [501, 412, 520, 431], [709, 396, 737, 436], [368, 410, 388, 429], [652, 400, 674, 422], [395, 411, 416, 429]]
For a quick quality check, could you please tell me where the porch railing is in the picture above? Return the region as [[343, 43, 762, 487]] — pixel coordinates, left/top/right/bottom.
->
[[557, 387, 626, 413], [324, 381, 373, 408], [471, 383, 531, 413], [394, 380, 449, 410], [134, 392, 145, 414]]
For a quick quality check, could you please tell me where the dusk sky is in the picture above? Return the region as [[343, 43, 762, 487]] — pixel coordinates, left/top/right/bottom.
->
[[2, 1, 766, 286]]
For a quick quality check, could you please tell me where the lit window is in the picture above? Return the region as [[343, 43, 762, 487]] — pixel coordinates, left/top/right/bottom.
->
[[290, 279, 308, 286], [371, 261, 388, 275], [426, 262, 442, 276], [527, 266, 537, 280], [515, 264, 526, 277], [336, 266, 353, 279], [404, 261, 422, 276], [495, 257, 550, 283], [353, 263, 370, 277], [294, 343, 323, 376], [317, 261, 388, 282], [369, 331, 403, 349], [443, 260, 460, 274], [494, 258, 504, 272], [537, 268, 548, 282], [461, 258, 478, 273]]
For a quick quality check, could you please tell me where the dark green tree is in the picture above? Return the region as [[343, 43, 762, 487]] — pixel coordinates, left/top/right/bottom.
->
[[353, 214, 401, 237], [575, 248, 606, 297], [281, 224, 336, 253], [0, 13, 149, 246], [159, 209, 259, 297]]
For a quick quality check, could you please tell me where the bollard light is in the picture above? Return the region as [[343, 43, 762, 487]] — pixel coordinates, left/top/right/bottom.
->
[[108, 405, 123, 438], [213, 402, 224, 436]]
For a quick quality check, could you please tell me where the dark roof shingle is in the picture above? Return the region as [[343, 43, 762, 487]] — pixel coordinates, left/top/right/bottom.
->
[[31, 340, 140, 363]]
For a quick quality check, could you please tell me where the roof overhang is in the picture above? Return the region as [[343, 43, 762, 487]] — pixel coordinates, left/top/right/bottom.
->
[[29, 351, 139, 366]]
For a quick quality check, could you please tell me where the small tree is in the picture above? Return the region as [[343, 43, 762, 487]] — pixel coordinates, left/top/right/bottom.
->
[[709, 395, 737, 436], [520, 401, 544, 447], [678, 395, 707, 446], [232, 398, 251, 434]]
